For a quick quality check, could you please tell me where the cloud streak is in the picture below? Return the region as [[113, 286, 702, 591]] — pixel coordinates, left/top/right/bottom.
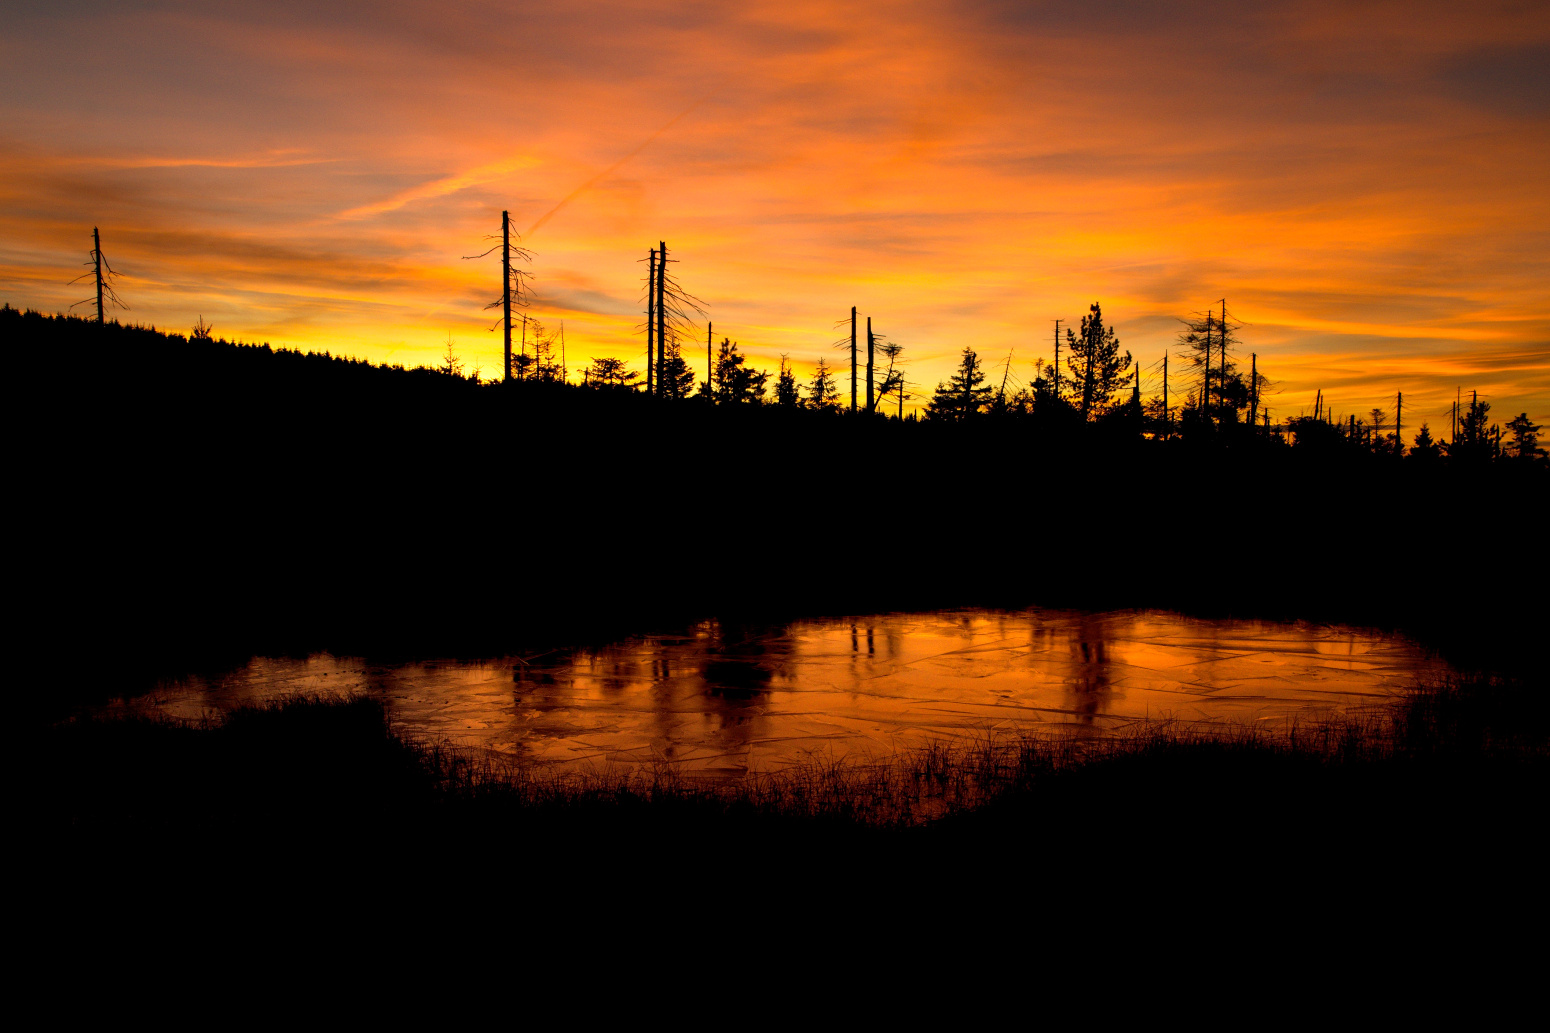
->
[[0, 0, 1545, 424], [524, 96, 710, 239]]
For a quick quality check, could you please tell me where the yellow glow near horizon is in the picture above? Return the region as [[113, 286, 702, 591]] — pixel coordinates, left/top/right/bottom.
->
[[1, 1, 1546, 429]]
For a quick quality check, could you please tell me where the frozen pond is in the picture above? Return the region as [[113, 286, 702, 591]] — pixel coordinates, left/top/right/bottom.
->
[[112, 609, 1448, 776]]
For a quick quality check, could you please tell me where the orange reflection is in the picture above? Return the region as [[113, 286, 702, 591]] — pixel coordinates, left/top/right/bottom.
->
[[111, 610, 1450, 779]]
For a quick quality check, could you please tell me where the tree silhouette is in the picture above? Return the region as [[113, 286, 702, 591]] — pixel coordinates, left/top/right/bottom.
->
[[1065, 303, 1131, 420], [1143, 393, 1171, 436], [1410, 422, 1442, 462], [438, 333, 465, 378], [775, 355, 801, 407], [660, 339, 697, 399], [524, 318, 554, 381], [871, 336, 906, 414], [70, 227, 128, 324], [1175, 303, 1242, 425], [713, 337, 768, 404], [586, 356, 638, 388], [1369, 408, 1389, 453], [1448, 392, 1495, 463], [925, 347, 993, 422], [806, 358, 840, 411], [640, 242, 707, 396], [462, 212, 533, 381], [1505, 413, 1542, 462]]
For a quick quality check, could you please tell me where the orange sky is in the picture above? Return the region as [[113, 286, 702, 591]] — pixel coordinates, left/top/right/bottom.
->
[[3, 0, 1547, 428]]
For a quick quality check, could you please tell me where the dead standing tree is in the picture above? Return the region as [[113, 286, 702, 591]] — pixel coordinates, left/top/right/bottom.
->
[[870, 332, 906, 415], [852, 307, 858, 411], [866, 316, 875, 413], [1138, 351, 1181, 437], [1051, 319, 1062, 402], [829, 308, 859, 411], [1176, 300, 1242, 425], [643, 247, 655, 393], [639, 241, 707, 398], [70, 226, 128, 324], [463, 211, 535, 381]]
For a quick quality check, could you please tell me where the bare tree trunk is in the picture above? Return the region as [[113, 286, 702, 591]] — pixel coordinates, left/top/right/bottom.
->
[[1219, 299, 1227, 423], [1163, 351, 1168, 438], [707, 321, 713, 396], [502, 211, 512, 382], [1203, 311, 1212, 425], [646, 248, 656, 394], [93, 227, 104, 325], [1053, 319, 1061, 401], [656, 241, 667, 395], [850, 306, 857, 413], [866, 316, 874, 413], [1080, 323, 1095, 420], [1248, 352, 1256, 426], [1396, 391, 1402, 455]]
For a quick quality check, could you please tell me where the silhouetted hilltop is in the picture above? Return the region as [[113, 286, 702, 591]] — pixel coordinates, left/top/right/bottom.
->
[[7, 307, 1542, 697]]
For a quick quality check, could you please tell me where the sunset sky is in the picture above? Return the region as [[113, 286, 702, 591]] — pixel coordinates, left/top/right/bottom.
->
[[3, 0, 1547, 427]]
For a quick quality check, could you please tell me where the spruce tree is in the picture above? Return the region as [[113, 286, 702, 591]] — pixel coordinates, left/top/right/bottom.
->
[[925, 347, 994, 422], [1505, 413, 1542, 462], [806, 358, 840, 411], [775, 355, 801, 407], [660, 340, 697, 398], [712, 338, 769, 404], [1410, 422, 1442, 461]]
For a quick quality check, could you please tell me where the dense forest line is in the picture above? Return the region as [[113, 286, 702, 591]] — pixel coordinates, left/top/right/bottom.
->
[[7, 306, 1543, 701]]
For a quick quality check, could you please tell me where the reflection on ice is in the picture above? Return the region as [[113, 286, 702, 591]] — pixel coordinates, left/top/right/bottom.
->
[[115, 609, 1448, 778]]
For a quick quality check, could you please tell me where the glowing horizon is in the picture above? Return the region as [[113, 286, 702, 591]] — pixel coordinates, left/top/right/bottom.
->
[[2, 1, 1546, 429]]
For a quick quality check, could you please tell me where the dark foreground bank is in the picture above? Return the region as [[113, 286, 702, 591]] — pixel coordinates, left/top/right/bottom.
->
[[32, 673, 1547, 885], [11, 308, 1547, 708]]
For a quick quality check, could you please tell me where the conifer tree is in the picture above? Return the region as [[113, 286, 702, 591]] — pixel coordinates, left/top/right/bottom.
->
[[925, 347, 993, 421], [438, 332, 465, 378], [775, 355, 801, 407], [1064, 303, 1131, 420], [586, 357, 638, 388], [1505, 413, 1542, 462], [660, 339, 697, 399], [1410, 422, 1442, 461], [712, 337, 769, 404], [806, 358, 840, 411]]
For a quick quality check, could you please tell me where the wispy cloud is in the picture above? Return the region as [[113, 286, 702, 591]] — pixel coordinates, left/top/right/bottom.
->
[[0, 0, 1545, 421], [338, 155, 540, 219]]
